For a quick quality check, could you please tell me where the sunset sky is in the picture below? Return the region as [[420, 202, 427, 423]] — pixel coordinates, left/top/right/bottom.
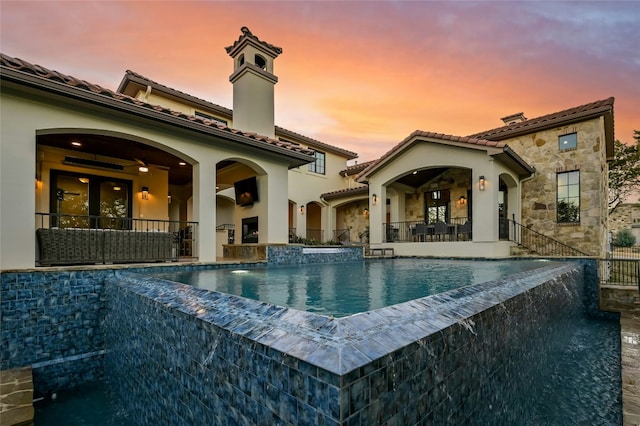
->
[[1, 1, 638, 162]]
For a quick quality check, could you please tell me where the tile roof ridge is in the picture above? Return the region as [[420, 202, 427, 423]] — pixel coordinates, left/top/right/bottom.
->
[[225, 26, 283, 56], [275, 125, 358, 159], [119, 69, 233, 114], [468, 97, 615, 139], [0, 52, 313, 158], [355, 129, 506, 181]]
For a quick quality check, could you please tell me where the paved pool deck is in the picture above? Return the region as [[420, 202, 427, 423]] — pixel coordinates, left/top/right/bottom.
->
[[0, 367, 33, 426], [623, 312, 640, 426]]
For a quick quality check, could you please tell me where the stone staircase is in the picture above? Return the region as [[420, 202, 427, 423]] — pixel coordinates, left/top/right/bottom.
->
[[0, 367, 33, 426]]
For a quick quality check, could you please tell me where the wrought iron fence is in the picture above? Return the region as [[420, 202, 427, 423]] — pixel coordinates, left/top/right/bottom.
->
[[333, 229, 351, 243], [306, 228, 324, 242], [503, 217, 590, 257], [35, 213, 198, 266], [599, 258, 640, 288], [383, 218, 471, 243], [609, 244, 640, 259]]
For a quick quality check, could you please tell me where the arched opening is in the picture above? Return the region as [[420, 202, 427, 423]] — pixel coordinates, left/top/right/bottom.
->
[[254, 54, 267, 70], [238, 54, 245, 68], [499, 173, 519, 240], [35, 130, 197, 264], [305, 202, 323, 242]]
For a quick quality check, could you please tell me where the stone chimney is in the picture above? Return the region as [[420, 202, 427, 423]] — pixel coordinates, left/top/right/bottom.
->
[[225, 27, 282, 138], [500, 112, 527, 125]]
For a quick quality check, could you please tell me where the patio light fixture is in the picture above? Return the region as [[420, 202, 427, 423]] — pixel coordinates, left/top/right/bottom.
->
[[372, 194, 378, 205], [299, 206, 305, 215], [138, 165, 149, 173], [479, 176, 486, 191], [141, 186, 149, 200]]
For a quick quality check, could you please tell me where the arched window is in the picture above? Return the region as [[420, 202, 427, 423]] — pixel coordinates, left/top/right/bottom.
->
[[255, 54, 266, 70], [238, 54, 245, 67]]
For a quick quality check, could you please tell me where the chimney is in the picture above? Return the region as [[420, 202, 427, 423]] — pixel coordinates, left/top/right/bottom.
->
[[500, 112, 527, 125], [226, 27, 282, 138]]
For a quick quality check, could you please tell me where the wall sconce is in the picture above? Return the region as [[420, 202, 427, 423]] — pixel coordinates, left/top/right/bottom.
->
[[458, 196, 467, 206], [168, 192, 172, 204], [299, 206, 305, 215], [479, 176, 486, 191], [141, 186, 149, 200], [372, 194, 378, 205], [363, 208, 369, 217]]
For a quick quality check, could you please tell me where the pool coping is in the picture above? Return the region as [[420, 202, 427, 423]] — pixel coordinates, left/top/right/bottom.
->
[[115, 261, 579, 376]]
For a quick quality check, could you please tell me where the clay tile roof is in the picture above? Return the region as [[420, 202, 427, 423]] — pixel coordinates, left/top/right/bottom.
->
[[117, 70, 233, 117], [275, 126, 358, 159], [356, 130, 511, 181], [225, 27, 283, 56], [321, 185, 369, 201], [468, 97, 615, 140], [339, 160, 376, 176], [0, 52, 315, 161]]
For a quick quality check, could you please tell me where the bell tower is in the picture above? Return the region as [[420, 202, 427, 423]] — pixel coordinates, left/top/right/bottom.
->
[[226, 27, 282, 138]]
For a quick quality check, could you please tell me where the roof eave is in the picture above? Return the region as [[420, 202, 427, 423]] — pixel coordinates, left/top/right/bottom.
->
[[1, 67, 314, 168]]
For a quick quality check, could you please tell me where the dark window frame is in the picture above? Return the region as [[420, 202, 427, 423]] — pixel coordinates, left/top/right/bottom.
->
[[556, 170, 580, 224], [307, 150, 326, 175], [558, 132, 577, 151]]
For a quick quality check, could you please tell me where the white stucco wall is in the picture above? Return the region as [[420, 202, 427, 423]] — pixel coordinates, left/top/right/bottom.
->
[[365, 140, 522, 253]]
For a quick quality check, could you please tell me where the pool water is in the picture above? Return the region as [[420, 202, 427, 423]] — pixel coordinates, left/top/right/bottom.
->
[[152, 258, 558, 317], [34, 382, 131, 425]]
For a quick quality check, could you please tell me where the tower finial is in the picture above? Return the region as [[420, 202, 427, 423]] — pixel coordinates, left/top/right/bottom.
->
[[240, 26, 252, 36]]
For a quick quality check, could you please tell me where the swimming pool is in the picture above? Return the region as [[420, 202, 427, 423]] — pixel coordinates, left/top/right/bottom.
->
[[151, 258, 558, 317], [101, 259, 621, 424]]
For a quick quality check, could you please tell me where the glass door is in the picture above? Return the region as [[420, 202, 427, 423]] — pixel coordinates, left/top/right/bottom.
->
[[50, 171, 131, 229]]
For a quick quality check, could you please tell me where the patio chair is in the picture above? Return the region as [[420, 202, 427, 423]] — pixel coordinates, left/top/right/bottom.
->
[[434, 221, 448, 241], [457, 221, 472, 241], [415, 223, 428, 242]]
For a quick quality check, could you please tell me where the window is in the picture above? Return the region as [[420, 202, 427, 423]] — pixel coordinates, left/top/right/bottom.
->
[[557, 171, 580, 223], [425, 189, 450, 224], [307, 150, 325, 175], [559, 133, 577, 151], [50, 170, 132, 229]]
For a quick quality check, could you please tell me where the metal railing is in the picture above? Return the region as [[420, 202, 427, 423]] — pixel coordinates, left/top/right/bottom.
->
[[216, 223, 235, 244], [383, 218, 471, 243], [599, 258, 640, 288], [306, 228, 324, 242], [333, 229, 351, 243], [35, 213, 198, 266], [503, 217, 590, 257], [609, 244, 640, 259]]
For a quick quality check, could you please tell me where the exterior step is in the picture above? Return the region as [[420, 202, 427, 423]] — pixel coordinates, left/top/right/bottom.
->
[[0, 367, 34, 426]]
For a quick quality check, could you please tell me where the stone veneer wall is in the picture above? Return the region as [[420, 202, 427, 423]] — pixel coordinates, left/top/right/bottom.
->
[[0, 269, 110, 395], [609, 203, 640, 242], [503, 117, 609, 257], [267, 245, 363, 265], [103, 261, 601, 425]]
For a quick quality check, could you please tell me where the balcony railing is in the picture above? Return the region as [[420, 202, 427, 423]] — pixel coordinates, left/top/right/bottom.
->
[[333, 229, 351, 243], [306, 228, 324, 242], [35, 213, 198, 266], [383, 218, 471, 243]]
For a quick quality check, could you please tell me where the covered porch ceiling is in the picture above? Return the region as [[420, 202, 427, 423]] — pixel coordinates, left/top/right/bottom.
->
[[37, 133, 238, 187]]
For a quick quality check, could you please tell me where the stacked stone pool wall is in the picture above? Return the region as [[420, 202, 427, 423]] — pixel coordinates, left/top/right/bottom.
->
[[104, 262, 597, 424]]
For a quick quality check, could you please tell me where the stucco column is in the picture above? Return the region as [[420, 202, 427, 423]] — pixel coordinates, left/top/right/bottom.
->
[[192, 160, 217, 262], [263, 167, 289, 243], [472, 164, 499, 242], [0, 122, 36, 269], [369, 185, 383, 244]]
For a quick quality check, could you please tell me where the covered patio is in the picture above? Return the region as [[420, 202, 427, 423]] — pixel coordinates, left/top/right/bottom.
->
[[357, 131, 534, 258]]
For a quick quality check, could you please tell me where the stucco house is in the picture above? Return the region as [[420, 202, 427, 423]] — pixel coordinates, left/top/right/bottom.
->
[[0, 27, 615, 270]]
